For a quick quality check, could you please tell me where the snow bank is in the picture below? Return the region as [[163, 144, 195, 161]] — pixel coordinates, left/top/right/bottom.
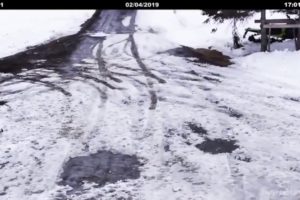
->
[[235, 50, 300, 88], [0, 10, 95, 58], [136, 10, 234, 49], [136, 10, 296, 56]]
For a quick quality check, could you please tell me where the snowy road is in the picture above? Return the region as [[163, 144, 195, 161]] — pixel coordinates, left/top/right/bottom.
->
[[1, 10, 300, 200]]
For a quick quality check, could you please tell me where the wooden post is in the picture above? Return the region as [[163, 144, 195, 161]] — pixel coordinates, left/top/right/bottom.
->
[[260, 10, 268, 52], [267, 27, 271, 51], [296, 10, 300, 50]]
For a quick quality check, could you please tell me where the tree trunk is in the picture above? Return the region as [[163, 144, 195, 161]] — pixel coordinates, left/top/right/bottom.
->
[[260, 10, 268, 51], [232, 18, 242, 49]]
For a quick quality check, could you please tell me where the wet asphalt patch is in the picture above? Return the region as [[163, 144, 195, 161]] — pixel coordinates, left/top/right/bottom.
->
[[0, 11, 102, 74], [196, 138, 239, 154], [186, 122, 208, 136], [0, 101, 7, 106], [0, 34, 81, 74], [59, 151, 141, 189]]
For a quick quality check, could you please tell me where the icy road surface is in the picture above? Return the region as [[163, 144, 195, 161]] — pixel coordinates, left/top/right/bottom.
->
[[0, 10, 300, 200]]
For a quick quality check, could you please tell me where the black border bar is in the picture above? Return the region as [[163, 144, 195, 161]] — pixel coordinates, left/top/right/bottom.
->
[[0, 0, 296, 9]]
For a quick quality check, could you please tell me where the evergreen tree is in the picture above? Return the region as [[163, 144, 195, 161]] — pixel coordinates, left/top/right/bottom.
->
[[202, 10, 255, 49]]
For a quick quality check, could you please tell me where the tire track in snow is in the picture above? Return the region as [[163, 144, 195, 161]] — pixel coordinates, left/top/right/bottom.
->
[[128, 35, 159, 110], [127, 14, 166, 110]]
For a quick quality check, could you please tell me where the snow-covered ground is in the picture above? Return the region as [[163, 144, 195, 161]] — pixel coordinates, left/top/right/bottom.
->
[[136, 10, 297, 56], [0, 10, 95, 58], [0, 10, 300, 200]]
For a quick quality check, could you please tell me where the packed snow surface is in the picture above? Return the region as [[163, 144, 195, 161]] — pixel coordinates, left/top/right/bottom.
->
[[0, 10, 300, 200]]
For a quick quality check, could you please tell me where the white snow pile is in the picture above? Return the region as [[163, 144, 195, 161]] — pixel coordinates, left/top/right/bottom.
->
[[122, 16, 131, 27], [235, 50, 300, 88], [0, 10, 95, 58]]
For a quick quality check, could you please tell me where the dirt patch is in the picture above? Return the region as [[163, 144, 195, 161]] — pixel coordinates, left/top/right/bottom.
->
[[196, 138, 239, 154], [166, 46, 233, 67], [0, 101, 7, 106], [186, 122, 208, 136], [59, 151, 141, 189]]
